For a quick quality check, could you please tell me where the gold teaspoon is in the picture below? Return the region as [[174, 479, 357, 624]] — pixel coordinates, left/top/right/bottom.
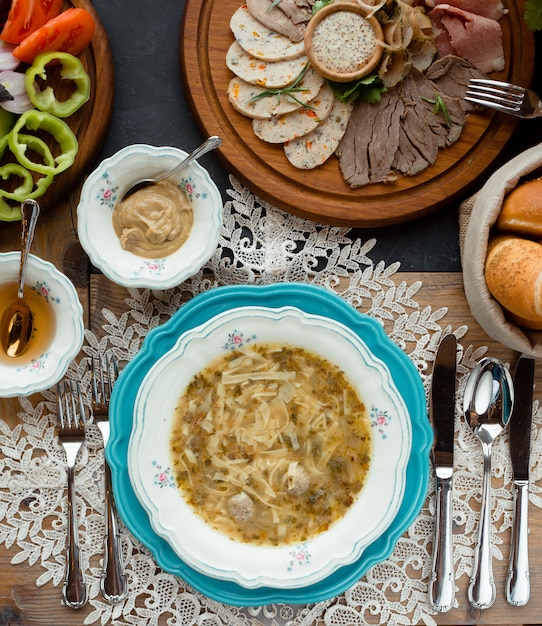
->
[[0, 199, 40, 357]]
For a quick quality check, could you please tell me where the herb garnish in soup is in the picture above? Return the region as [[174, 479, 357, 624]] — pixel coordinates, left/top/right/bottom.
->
[[170, 343, 372, 546]]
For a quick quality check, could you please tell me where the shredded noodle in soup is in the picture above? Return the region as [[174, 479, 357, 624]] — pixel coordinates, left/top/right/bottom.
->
[[170, 343, 372, 546]]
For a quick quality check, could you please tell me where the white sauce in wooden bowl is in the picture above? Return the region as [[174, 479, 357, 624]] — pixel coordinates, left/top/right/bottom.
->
[[312, 11, 377, 74], [304, 3, 384, 82]]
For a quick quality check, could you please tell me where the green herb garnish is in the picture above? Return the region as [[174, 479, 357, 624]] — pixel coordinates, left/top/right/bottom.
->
[[329, 74, 386, 104], [422, 93, 452, 126], [312, 0, 334, 15], [247, 63, 314, 108], [525, 0, 542, 31], [267, 0, 282, 11]]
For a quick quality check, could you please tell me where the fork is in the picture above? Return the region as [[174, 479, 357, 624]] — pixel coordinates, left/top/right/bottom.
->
[[91, 355, 128, 604], [465, 78, 542, 119], [57, 379, 88, 609]]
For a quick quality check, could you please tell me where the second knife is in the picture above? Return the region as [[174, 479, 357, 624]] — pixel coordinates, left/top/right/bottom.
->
[[506, 354, 535, 606], [428, 333, 457, 612]]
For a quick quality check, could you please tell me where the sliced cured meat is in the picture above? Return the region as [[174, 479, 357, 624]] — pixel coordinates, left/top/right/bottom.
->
[[425, 0, 506, 21], [230, 5, 305, 61], [246, 0, 306, 42], [252, 82, 336, 143], [226, 41, 309, 88], [284, 98, 353, 169], [429, 4, 505, 73]]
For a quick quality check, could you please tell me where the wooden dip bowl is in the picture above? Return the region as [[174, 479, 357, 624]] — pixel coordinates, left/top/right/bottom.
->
[[304, 1, 384, 83]]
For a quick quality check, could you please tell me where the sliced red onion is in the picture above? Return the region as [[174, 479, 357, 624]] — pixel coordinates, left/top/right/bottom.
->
[[0, 41, 20, 71], [0, 71, 32, 113]]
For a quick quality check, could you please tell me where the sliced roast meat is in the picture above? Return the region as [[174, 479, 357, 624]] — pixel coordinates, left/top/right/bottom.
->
[[425, 54, 486, 111], [337, 103, 372, 188], [338, 91, 403, 187], [366, 95, 404, 183], [338, 57, 472, 187], [276, 0, 312, 24], [393, 126, 432, 176], [399, 71, 443, 164], [401, 68, 465, 148], [246, 0, 306, 42]]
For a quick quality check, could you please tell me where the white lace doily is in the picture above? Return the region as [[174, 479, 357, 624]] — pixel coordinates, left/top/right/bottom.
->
[[1, 175, 541, 626]]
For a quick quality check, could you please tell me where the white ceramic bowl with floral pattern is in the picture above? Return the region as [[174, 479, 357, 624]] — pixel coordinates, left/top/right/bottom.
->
[[76, 144, 223, 289], [0, 252, 84, 397], [128, 305, 412, 589]]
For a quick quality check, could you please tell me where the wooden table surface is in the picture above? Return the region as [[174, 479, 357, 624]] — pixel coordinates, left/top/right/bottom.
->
[[1, 183, 541, 626]]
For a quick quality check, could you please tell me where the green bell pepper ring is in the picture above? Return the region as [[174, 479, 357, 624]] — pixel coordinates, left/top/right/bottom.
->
[[0, 133, 55, 201], [0, 129, 8, 161], [0, 196, 23, 222], [25, 52, 91, 118], [0, 134, 33, 202], [9, 110, 78, 175], [0, 108, 15, 140], [0, 162, 34, 200], [9, 134, 55, 199]]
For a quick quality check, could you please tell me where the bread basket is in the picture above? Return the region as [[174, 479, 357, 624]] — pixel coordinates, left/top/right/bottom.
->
[[460, 142, 542, 357]]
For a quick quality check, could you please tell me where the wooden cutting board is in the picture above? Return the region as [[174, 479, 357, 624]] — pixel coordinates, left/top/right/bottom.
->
[[180, 0, 535, 227], [0, 0, 114, 217]]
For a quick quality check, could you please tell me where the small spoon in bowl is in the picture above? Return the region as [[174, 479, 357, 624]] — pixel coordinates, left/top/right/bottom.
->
[[463, 357, 514, 610], [0, 199, 40, 358], [119, 135, 222, 203]]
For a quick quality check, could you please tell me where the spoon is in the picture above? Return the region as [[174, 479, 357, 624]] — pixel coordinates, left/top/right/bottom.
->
[[119, 135, 222, 202], [463, 356, 514, 610], [0, 199, 40, 358]]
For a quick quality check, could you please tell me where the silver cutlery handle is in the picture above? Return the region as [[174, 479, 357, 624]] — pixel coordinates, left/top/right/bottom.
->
[[468, 442, 496, 609], [62, 466, 88, 609], [101, 460, 128, 603], [429, 474, 454, 612], [506, 480, 530, 606]]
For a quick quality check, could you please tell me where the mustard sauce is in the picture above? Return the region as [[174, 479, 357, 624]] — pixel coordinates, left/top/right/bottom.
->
[[311, 11, 377, 75], [112, 180, 193, 258]]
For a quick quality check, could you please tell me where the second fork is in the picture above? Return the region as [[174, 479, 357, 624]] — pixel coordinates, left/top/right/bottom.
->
[[91, 355, 128, 604], [465, 78, 542, 119], [57, 379, 88, 609]]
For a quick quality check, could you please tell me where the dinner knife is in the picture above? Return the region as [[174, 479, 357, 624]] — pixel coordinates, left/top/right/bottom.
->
[[428, 333, 457, 612], [506, 354, 535, 607]]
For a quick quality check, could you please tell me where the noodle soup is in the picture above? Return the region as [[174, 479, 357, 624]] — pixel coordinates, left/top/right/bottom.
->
[[170, 343, 372, 546]]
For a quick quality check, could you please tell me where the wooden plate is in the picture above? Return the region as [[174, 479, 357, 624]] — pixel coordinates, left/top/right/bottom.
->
[[0, 0, 114, 217], [180, 0, 535, 226]]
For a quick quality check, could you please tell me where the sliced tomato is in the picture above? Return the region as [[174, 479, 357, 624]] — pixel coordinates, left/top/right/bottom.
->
[[12, 8, 95, 64], [1, 0, 63, 44]]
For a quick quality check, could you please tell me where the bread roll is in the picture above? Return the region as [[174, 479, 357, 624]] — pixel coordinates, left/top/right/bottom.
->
[[505, 310, 542, 331], [496, 177, 542, 237], [485, 235, 542, 325]]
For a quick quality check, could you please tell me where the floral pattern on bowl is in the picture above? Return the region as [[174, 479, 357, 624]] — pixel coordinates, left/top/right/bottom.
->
[[77, 144, 223, 289], [128, 305, 411, 589], [31, 280, 61, 305], [0, 253, 84, 397]]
